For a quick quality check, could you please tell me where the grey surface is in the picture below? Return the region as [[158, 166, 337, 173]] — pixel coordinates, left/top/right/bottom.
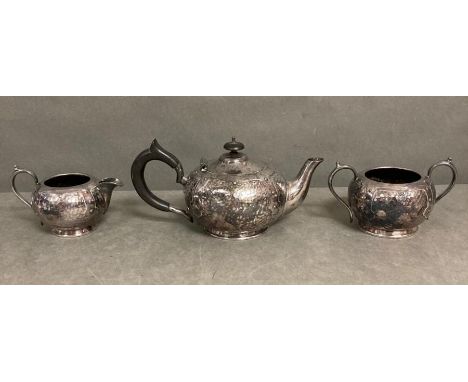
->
[[1, 186, 467, 284], [1, 97, 467, 193]]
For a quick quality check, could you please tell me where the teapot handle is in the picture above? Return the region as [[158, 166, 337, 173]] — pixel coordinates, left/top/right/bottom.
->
[[427, 157, 457, 203], [328, 162, 358, 223], [131, 139, 192, 221], [11, 165, 40, 208]]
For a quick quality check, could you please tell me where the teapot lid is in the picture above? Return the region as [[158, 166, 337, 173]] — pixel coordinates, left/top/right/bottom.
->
[[204, 137, 266, 175]]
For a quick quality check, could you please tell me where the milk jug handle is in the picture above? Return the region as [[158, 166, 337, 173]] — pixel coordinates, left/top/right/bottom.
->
[[11, 165, 39, 208]]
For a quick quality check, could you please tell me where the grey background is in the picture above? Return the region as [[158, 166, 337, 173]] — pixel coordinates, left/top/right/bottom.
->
[[1, 97, 466, 192]]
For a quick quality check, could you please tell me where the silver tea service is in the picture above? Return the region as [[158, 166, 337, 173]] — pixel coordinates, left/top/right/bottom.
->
[[131, 138, 324, 239], [328, 158, 457, 238], [11, 166, 122, 237], [10, 139, 459, 242]]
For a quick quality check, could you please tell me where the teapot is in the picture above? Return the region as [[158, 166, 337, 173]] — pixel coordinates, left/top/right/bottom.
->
[[131, 138, 323, 239], [11, 166, 122, 237], [328, 158, 457, 238]]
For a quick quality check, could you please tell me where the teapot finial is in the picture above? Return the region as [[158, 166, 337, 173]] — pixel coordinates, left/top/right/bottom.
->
[[223, 137, 245, 152]]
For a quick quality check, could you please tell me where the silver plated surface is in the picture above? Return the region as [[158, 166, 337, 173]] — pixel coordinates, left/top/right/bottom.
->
[[11, 166, 122, 237], [131, 138, 324, 239], [328, 158, 457, 238]]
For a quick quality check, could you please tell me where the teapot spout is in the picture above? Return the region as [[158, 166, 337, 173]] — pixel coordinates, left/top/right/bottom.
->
[[283, 157, 324, 215], [99, 177, 123, 209]]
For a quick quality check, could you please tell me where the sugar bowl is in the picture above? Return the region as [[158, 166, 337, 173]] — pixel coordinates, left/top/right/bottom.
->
[[328, 158, 457, 238]]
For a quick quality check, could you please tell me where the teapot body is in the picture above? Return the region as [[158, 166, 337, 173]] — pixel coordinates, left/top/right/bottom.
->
[[184, 166, 287, 239]]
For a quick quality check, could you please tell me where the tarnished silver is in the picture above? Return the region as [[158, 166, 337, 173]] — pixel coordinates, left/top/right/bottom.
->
[[11, 166, 122, 237], [131, 138, 324, 239], [328, 158, 457, 238]]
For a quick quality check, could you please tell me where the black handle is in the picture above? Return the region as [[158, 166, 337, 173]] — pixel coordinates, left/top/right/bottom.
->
[[131, 139, 192, 221]]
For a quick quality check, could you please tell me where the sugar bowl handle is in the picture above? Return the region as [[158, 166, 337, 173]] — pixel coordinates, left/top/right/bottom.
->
[[11, 165, 39, 208], [328, 162, 358, 223], [427, 157, 458, 203], [131, 139, 192, 221]]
